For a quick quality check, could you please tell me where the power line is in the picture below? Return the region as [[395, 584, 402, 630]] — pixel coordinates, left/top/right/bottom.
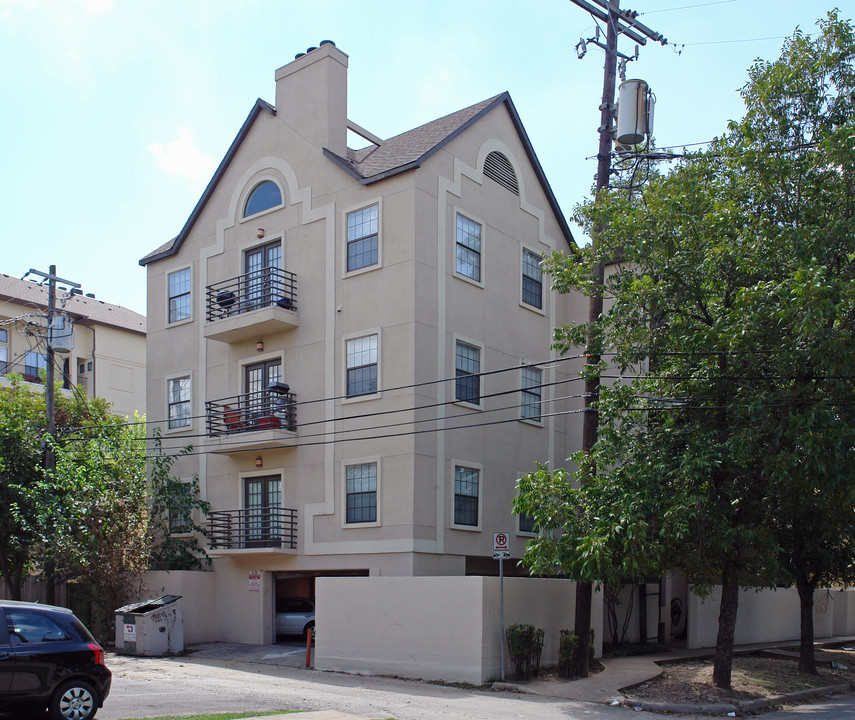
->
[[65, 353, 588, 433], [639, 0, 738, 13]]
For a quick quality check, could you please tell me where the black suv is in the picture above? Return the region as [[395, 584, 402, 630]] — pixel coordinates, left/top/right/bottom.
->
[[1, 600, 111, 720]]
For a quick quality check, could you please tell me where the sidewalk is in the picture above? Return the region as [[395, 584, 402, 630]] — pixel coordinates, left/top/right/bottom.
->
[[504, 636, 855, 710]]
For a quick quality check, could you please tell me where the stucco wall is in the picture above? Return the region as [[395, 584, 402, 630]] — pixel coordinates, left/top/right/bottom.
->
[[142, 570, 218, 646], [314, 576, 599, 684], [687, 586, 837, 649], [833, 589, 855, 636]]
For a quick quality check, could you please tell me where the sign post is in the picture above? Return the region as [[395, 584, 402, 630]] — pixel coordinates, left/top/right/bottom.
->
[[493, 531, 511, 681]]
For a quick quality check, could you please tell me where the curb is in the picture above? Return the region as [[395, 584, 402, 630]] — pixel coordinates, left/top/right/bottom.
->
[[622, 682, 852, 715]]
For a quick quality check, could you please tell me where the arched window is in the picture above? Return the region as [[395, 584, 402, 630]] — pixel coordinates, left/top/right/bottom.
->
[[483, 151, 519, 196], [244, 181, 282, 217]]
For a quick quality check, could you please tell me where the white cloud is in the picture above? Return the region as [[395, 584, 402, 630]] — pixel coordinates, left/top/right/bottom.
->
[[148, 127, 216, 186]]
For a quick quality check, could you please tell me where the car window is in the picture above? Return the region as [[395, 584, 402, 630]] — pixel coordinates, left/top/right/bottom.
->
[[6, 609, 71, 645]]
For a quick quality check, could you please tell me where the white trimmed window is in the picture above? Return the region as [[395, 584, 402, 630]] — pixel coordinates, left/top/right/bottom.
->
[[167, 375, 191, 429], [167, 267, 191, 324], [522, 249, 543, 310], [455, 340, 481, 406], [453, 465, 480, 528], [0, 329, 6, 374], [346, 334, 378, 397], [345, 462, 378, 524], [346, 204, 379, 272], [520, 366, 543, 422], [455, 214, 482, 282]]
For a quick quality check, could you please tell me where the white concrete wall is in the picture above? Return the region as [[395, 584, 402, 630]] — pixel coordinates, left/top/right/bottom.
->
[[314, 576, 599, 684], [687, 586, 837, 649], [833, 589, 855, 636], [141, 570, 218, 646]]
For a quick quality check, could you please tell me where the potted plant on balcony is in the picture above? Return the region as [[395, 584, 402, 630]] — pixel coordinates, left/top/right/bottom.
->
[[223, 406, 242, 431]]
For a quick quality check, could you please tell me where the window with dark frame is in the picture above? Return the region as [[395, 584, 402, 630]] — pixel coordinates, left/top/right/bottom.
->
[[244, 180, 282, 218], [168, 268, 191, 323], [346, 335, 378, 397], [521, 365, 542, 422], [0, 328, 6, 374], [23, 351, 47, 382], [168, 376, 191, 429], [346, 462, 377, 523], [455, 214, 481, 282], [518, 513, 535, 534], [346, 204, 379, 272], [455, 341, 480, 405], [454, 465, 479, 527], [522, 249, 543, 309]]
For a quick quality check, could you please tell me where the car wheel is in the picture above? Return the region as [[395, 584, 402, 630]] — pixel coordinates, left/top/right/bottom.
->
[[49, 679, 98, 720], [304, 621, 315, 639]]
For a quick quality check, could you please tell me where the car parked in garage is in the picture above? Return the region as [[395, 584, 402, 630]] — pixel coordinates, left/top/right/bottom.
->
[[0, 599, 111, 720], [275, 597, 314, 638]]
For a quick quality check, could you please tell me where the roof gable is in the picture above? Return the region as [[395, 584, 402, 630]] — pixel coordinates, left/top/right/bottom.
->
[[141, 92, 574, 266]]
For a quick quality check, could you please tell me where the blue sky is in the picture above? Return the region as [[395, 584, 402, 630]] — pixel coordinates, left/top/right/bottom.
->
[[0, 0, 847, 315]]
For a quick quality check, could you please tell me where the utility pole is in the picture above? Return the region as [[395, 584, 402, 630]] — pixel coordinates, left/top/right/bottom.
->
[[568, 0, 666, 677], [25, 266, 80, 604]]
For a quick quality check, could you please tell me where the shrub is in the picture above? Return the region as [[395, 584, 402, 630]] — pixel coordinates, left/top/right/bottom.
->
[[505, 623, 545, 680], [558, 628, 596, 678]]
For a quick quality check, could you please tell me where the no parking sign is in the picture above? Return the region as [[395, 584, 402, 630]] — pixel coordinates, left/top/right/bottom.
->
[[492, 531, 511, 559]]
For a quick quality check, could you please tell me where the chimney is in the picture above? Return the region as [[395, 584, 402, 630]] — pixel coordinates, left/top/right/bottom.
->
[[275, 40, 348, 157]]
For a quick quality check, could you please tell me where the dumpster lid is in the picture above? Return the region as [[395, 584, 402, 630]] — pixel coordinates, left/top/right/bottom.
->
[[116, 595, 182, 614]]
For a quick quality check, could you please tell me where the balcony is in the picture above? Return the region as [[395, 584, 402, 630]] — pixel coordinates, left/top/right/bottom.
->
[[208, 507, 297, 552], [204, 267, 298, 343], [206, 386, 297, 451]]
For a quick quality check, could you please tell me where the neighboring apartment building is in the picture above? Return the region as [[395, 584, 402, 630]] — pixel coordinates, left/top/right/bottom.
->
[[0, 273, 146, 418], [140, 41, 588, 644]]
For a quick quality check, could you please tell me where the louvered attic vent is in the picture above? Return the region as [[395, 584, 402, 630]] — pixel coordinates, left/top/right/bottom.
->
[[483, 151, 519, 196]]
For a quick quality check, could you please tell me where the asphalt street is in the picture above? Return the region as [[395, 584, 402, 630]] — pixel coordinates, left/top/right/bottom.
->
[[93, 645, 855, 720], [5, 643, 855, 720]]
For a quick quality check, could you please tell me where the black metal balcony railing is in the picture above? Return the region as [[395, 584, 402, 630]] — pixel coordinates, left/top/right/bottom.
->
[[206, 388, 297, 436], [208, 507, 297, 550], [206, 267, 298, 322]]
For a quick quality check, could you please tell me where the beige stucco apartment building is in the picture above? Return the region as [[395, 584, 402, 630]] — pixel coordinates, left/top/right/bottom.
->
[[140, 42, 589, 648], [0, 273, 146, 418]]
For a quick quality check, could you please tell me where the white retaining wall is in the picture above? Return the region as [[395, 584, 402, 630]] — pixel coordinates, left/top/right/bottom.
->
[[313, 576, 600, 684], [687, 586, 838, 649]]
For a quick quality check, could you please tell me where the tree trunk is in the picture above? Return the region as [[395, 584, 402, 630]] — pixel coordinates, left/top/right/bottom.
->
[[796, 578, 818, 674], [574, 581, 593, 677], [713, 561, 740, 689]]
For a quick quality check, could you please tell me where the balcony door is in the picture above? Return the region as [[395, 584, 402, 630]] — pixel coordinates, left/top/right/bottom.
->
[[244, 240, 282, 311], [245, 359, 281, 424], [244, 475, 281, 547]]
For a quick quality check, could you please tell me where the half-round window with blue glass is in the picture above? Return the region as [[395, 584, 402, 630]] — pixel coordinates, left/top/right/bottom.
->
[[244, 181, 282, 218]]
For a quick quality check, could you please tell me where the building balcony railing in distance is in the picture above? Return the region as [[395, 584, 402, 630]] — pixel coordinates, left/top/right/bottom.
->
[[204, 267, 298, 343], [206, 386, 297, 437], [208, 507, 297, 551]]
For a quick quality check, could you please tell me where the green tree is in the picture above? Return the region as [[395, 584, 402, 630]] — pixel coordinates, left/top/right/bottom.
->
[[43, 412, 150, 637], [0, 377, 47, 599], [517, 12, 855, 689], [0, 375, 209, 633], [145, 428, 210, 571]]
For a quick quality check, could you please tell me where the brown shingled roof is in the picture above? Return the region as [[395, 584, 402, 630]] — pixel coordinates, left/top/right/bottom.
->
[[0, 274, 146, 335], [336, 96, 501, 180]]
